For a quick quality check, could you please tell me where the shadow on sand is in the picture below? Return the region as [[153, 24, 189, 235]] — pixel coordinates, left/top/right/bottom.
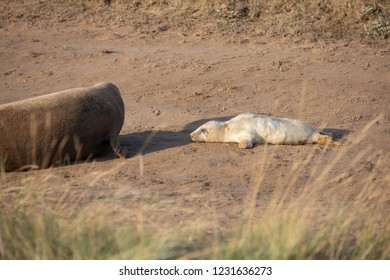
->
[[118, 116, 233, 158], [322, 128, 352, 140], [102, 117, 352, 160], [7, 117, 352, 171]]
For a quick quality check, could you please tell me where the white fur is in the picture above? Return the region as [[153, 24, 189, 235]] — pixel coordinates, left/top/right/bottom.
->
[[190, 114, 340, 148]]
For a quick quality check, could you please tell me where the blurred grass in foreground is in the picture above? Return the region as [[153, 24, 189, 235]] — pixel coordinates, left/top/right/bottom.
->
[[1, 116, 389, 260], [1, 167, 389, 259]]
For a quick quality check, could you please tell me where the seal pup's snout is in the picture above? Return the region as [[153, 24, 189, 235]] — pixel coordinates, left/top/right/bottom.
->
[[190, 125, 211, 143], [190, 131, 196, 142]]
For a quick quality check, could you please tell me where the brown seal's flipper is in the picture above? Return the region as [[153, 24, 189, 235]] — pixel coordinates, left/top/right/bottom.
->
[[110, 132, 124, 158]]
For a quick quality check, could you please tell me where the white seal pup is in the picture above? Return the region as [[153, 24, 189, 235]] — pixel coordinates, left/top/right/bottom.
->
[[190, 114, 348, 148], [0, 82, 124, 171]]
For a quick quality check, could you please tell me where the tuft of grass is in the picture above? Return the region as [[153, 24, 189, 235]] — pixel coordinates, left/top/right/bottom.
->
[[0, 191, 199, 259], [214, 115, 390, 260], [215, 188, 390, 259]]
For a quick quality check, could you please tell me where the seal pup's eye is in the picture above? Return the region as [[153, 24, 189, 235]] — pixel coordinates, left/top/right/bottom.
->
[[200, 128, 207, 133]]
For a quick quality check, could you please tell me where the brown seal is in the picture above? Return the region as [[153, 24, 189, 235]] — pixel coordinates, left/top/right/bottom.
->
[[0, 82, 124, 171]]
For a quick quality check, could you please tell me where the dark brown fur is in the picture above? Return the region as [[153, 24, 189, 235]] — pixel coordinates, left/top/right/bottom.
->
[[0, 82, 124, 171]]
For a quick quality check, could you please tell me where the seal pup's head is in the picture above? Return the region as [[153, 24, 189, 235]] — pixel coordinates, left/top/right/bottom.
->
[[190, 121, 226, 143]]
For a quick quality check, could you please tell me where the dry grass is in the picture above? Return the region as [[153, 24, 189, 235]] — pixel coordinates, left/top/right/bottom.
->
[[212, 115, 390, 259], [1, 0, 389, 40], [1, 116, 389, 260], [119, 0, 390, 39]]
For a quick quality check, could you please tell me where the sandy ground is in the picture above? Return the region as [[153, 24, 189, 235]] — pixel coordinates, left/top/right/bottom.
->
[[1, 3, 390, 238]]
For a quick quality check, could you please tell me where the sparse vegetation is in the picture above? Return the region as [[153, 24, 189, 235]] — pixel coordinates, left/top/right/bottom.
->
[[1, 120, 389, 259], [1, 169, 389, 259], [129, 0, 390, 39], [1, 0, 389, 40]]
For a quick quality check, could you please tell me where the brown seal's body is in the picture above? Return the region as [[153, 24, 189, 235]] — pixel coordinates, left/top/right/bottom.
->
[[0, 82, 124, 171]]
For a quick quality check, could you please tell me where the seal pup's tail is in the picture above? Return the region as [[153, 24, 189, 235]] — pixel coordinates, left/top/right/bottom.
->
[[312, 131, 351, 146]]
